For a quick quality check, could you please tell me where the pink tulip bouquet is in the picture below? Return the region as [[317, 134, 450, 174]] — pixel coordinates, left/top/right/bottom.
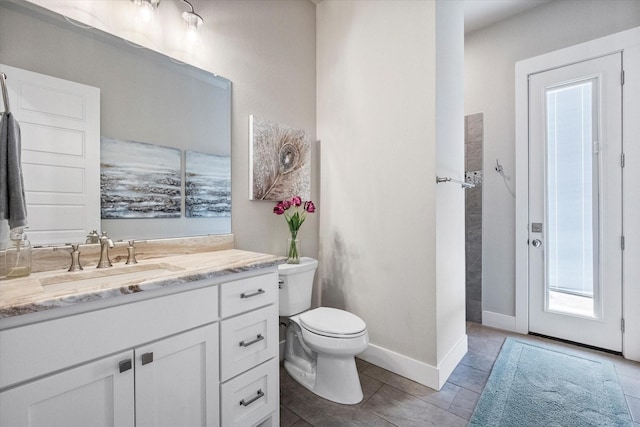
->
[[273, 196, 315, 263]]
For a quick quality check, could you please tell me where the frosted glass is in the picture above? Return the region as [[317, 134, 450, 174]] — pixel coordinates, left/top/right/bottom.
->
[[545, 80, 598, 316]]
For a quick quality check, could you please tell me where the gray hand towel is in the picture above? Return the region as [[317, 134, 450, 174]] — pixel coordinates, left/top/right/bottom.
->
[[0, 112, 28, 229]]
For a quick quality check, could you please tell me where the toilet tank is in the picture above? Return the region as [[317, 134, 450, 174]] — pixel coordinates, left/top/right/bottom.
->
[[278, 257, 318, 316]]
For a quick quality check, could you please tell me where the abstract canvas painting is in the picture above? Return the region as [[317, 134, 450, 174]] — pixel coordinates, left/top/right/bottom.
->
[[249, 115, 310, 201], [185, 150, 231, 218], [100, 137, 182, 218]]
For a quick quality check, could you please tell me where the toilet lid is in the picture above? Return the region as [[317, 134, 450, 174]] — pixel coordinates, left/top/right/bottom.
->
[[300, 307, 366, 337]]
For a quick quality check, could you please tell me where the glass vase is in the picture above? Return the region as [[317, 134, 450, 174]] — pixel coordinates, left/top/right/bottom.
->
[[4, 231, 32, 278], [287, 236, 300, 264]]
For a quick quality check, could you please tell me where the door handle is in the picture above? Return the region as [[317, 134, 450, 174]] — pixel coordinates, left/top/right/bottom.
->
[[532, 239, 542, 248]]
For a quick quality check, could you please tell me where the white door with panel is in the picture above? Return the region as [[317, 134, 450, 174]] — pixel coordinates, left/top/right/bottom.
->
[[0, 64, 100, 245], [528, 53, 623, 351]]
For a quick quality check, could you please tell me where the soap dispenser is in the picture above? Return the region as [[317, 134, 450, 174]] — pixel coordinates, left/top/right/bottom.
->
[[4, 229, 32, 278]]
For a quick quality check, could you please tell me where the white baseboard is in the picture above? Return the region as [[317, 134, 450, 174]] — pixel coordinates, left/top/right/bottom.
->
[[437, 334, 468, 389], [359, 334, 467, 391], [482, 310, 517, 332]]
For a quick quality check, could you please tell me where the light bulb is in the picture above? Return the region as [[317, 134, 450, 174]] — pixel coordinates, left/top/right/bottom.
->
[[186, 26, 198, 43], [139, 2, 153, 22], [182, 10, 203, 43], [130, 0, 160, 23]]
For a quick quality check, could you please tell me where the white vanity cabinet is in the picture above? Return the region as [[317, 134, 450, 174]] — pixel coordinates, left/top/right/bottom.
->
[[0, 283, 220, 427], [0, 266, 281, 427], [0, 324, 219, 427]]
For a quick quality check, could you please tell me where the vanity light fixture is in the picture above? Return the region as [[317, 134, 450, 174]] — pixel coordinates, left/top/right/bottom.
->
[[181, 0, 204, 39], [131, 0, 161, 23]]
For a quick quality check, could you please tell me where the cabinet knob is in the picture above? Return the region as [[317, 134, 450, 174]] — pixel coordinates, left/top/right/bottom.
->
[[119, 359, 132, 373], [239, 389, 264, 407], [141, 352, 154, 365]]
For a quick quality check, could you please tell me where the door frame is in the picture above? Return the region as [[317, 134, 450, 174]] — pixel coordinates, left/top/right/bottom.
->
[[515, 26, 640, 361]]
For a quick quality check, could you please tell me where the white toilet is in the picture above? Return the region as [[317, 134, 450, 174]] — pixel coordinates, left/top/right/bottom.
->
[[279, 257, 369, 405]]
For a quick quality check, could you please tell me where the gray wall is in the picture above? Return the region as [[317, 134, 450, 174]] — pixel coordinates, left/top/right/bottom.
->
[[465, 113, 482, 323], [317, 0, 466, 388], [465, 0, 640, 318], [208, 0, 318, 265], [12, 0, 319, 279]]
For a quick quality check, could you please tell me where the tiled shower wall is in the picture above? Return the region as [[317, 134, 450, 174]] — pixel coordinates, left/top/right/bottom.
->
[[465, 113, 483, 323]]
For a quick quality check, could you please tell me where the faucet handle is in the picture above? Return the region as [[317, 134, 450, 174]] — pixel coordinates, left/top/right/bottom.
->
[[68, 244, 83, 271], [54, 243, 83, 271], [126, 240, 138, 265]]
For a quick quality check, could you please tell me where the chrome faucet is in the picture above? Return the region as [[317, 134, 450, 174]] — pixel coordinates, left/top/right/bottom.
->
[[97, 231, 114, 268]]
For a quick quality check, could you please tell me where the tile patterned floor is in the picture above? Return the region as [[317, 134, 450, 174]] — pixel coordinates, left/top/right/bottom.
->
[[280, 322, 640, 426]]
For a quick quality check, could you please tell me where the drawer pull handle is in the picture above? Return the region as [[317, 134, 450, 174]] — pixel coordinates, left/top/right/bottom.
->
[[239, 389, 264, 407], [239, 334, 265, 347], [241, 289, 265, 299], [119, 359, 132, 373], [141, 352, 154, 366]]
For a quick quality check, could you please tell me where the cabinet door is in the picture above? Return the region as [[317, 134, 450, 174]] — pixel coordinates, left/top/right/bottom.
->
[[135, 323, 219, 427], [0, 350, 134, 427]]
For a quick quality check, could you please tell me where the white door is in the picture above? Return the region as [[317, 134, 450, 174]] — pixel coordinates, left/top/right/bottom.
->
[[0, 64, 100, 245], [528, 53, 623, 351], [0, 350, 135, 427], [135, 324, 219, 427]]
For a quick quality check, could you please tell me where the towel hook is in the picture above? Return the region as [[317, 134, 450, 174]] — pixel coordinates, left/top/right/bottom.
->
[[0, 72, 10, 113]]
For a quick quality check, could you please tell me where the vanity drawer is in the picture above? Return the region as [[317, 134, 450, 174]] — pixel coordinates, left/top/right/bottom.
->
[[220, 358, 278, 427], [220, 304, 278, 382], [219, 273, 277, 318]]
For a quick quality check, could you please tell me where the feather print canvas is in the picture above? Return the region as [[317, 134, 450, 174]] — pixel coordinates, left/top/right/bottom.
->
[[249, 115, 310, 201]]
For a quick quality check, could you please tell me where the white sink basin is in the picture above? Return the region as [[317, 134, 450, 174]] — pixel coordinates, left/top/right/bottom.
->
[[39, 263, 185, 290]]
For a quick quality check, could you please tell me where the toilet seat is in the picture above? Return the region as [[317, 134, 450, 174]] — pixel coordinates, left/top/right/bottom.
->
[[300, 307, 366, 338]]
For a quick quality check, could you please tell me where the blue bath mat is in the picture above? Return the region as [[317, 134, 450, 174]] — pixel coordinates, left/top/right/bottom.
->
[[469, 338, 633, 426]]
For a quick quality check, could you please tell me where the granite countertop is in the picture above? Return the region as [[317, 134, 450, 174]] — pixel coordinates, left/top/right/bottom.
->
[[0, 249, 285, 320]]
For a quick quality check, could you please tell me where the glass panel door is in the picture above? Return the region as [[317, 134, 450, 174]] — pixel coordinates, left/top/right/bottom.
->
[[528, 52, 622, 352], [545, 79, 599, 318]]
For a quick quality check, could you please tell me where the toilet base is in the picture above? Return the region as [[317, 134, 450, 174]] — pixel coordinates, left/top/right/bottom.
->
[[284, 353, 364, 405]]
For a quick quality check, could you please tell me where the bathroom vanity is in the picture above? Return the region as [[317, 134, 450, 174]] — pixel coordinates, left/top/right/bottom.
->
[[0, 249, 282, 427]]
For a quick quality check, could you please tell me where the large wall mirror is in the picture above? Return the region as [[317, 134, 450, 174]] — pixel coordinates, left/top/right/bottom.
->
[[0, 0, 231, 245]]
